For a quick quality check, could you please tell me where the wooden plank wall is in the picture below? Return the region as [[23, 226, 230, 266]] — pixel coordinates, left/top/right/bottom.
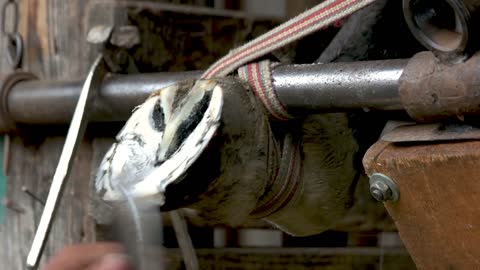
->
[[0, 1, 122, 268]]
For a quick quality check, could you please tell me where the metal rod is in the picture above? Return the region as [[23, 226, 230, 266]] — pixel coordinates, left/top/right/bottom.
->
[[8, 71, 202, 124], [6, 60, 406, 126], [273, 59, 407, 113], [25, 55, 106, 269]]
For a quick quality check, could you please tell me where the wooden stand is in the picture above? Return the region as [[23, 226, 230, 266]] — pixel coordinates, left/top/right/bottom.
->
[[364, 140, 480, 270]]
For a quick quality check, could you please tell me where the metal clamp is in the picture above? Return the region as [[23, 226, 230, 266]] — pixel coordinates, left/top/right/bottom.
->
[[399, 51, 480, 122]]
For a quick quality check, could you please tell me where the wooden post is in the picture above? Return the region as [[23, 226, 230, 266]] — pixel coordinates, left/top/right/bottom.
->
[[364, 140, 480, 270], [0, 136, 5, 224]]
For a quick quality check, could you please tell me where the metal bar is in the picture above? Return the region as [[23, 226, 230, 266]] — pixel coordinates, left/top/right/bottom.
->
[[273, 59, 407, 113], [25, 55, 106, 269], [8, 71, 202, 124], [6, 60, 406, 125]]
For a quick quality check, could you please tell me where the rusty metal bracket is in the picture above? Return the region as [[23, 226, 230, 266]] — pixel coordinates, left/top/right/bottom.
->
[[399, 51, 480, 122]]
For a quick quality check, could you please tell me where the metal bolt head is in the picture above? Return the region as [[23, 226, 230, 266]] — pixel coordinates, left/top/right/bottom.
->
[[87, 25, 140, 49], [370, 180, 393, 201], [87, 25, 114, 45], [369, 173, 399, 202]]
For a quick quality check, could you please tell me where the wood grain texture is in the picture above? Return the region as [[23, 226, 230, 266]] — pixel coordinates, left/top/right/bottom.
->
[[0, 0, 122, 268], [18, 0, 126, 79], [0, 135, 95, 269], [364, 140, 480, 270]]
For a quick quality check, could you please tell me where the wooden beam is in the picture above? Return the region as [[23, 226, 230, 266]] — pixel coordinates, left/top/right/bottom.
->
[[364, 140, 480, 270], [164, 247, 415, 269]]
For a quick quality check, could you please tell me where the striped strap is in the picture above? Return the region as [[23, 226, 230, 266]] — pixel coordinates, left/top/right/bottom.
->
[[238, 60, 293, 121], [201, 0, 376, 79], [250, 134, 303, 219]]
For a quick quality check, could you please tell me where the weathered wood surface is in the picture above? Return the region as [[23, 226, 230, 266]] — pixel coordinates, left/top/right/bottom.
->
[[364, 140, 480, 270], [18, 0, 126, 79], [0, 135, 96, 268], [0, 0, 121, 268]]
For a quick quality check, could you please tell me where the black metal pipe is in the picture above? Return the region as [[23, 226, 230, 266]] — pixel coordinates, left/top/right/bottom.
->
[[6, 60, 406, 125], [8, 71, 202, 124]]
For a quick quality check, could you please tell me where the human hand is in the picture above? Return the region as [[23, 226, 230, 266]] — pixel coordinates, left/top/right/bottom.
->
[[42, 242, 132, 270]]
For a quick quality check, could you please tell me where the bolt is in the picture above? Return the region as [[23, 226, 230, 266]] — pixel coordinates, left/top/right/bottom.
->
[[86, 25, 114, 45], [370, 181, 393, 201], [369, 173, 399, 202], [87, 25, 140, 49]]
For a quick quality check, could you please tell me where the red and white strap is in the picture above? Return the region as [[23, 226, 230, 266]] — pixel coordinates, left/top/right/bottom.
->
[[238, 60, 293, 121], [201, 0, 376, 79]]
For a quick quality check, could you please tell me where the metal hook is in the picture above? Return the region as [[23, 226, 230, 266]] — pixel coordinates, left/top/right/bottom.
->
[[6, 33, 23, 69]]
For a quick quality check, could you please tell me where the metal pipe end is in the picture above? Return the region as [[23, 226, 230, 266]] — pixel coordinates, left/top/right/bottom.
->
[[0, 72, 37, 134], [403, 0, 472, 62]]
